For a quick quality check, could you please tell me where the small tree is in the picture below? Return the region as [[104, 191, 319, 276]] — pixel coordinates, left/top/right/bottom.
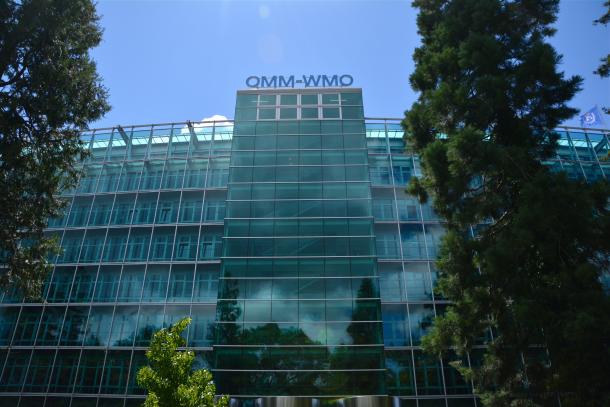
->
[[137, 317, 228, 407]]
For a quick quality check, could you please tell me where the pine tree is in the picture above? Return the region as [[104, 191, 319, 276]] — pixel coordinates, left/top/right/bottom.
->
[[594, 1, 610, 78], [403, 1, 610, 406], [595, 1, 609, 114]]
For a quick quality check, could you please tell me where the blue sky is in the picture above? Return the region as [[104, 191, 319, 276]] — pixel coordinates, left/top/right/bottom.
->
[[91, 0, 610, 129]]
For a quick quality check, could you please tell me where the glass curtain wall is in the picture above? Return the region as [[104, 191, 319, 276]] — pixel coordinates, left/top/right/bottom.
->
[[0, 121, 232, 407], [0, 94, 607, 407], [214, 89, 386, 397]]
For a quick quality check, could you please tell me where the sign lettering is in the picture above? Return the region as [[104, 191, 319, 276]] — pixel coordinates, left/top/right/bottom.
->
[[246, 74, 354, 88]]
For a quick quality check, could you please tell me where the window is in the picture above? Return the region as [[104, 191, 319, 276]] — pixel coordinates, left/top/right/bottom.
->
[[89, 202, 111, 226], [322, 93, 340, 105], [140, 163, 164, 190], [71, 268, 97, 303], [13, 307, 41, 345], [301, 94, 318, 105], [60, 307, 88, 345], [280, 94, 297, 105], [301, 107, 318, 119], [193, 269, 218, 301], [168, 267, 194, 302], [37, 307, 65, 346], [94, 268, 120, 302], [258, 108, 276, 120], [134, 199, 157, 224], [204, 200, 226, 221], [376, 234, 400, 259], [85, 307, 112, 346], [100, 351, 130, 394], [207, 167, 229, 188], [67, 203, 91, 227], [199, 234, 222, 259], [117, 269, 144, 302], [397, 199, 420, 221], [393, 164, 412, 185], [49, 350, 80, 392], [185, 160, 207, 188], [179, 199, 202, 223], [1, 350, 31, 391], [111, 199, 135, 225], [322, 107, 340, 119], [382, 304, 408, 346], [370, 165, 391, 185], [280, 108, 297, 119], [342, 106, 363, 119], [373, 199, 395, 220], [46, 269, 74, 302], [259, 94, 276, 105], [142, 268, 169, 302], [125, 231, 151, 262], [174, 233, 199, 261], [150, 232, 174, 261], [74, 351, 105, 393]]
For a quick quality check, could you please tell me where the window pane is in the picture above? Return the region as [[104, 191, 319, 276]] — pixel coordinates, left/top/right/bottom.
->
[[301, 94, 318, 105], [280, 108, 297, 119], [323, 107, 340, 119], [322, 93, 340, 105], [258, 108, 276, 120], [280, 94, 297, 105], [259, 95, 276, 105], [301, 110, 319, 122]]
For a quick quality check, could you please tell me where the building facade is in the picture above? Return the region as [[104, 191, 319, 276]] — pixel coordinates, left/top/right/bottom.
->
[[0, 87, 608, 407]]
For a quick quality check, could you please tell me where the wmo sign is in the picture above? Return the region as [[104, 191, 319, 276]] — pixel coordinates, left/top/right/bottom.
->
[[246, 74, 354, 88]]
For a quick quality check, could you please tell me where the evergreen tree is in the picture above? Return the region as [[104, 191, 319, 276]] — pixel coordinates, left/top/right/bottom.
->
[[0, 0, 109, 298], [595, 1, 609, 114], [594, 1, 610, 78], [403, 1, 610, 406], [137, 318, 229, 407]]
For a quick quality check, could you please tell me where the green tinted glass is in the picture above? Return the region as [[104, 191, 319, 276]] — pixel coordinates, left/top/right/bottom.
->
[[301, 107, 318, 119], [236, 108, 256, 121], [340, 92, 362, 105], [279, 108, 297, 119], [236, 94, 258, 108], [323, 108, 340, 119], [342, 106, 363, 120], [301, 94, 318, 105], [258, 108, 276, 120], [280, 94, 297, 105], [322, 93, 340, 105], [259, 95, 276, 105]]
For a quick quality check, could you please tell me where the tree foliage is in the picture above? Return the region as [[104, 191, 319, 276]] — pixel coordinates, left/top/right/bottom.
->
[[595, 1, 610, 115], [0, 0, 109, 299], [594, 1, 610, 78], [137, 317, 229, 407], [403, 1, 610, 406]]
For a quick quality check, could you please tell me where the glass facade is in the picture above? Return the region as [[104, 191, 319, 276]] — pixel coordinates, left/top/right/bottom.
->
[[216, 89, 384, 397], [0, 87, 608, 407]]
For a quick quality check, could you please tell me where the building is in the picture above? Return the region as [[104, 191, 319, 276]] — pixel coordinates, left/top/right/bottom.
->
[[0, 86, 608, 407]]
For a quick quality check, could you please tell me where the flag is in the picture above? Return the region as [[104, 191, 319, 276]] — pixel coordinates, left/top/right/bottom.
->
[[579, 105, 605, 128]]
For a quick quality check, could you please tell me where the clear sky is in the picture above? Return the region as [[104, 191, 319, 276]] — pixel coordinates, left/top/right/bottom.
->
[[91, 0, 610, 129]]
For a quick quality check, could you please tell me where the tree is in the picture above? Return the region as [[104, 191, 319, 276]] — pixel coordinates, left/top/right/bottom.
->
[[137, 317, 229, 407], [595, 1, 609, 114], [594, 1, 610, 78], [403, 1, 610, 406], [0, 0, 110, 299]]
